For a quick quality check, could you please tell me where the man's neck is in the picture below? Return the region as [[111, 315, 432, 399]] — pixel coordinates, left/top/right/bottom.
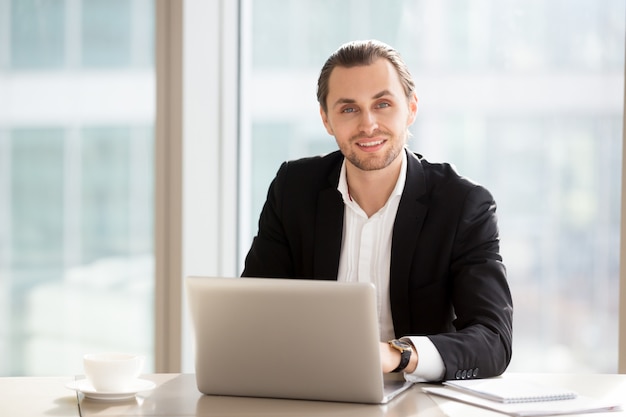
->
[[345, 154, 403, 217]]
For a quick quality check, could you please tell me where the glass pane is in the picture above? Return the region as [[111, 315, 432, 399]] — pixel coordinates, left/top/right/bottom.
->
[[11, 129, 65, 268], [82, 0, 132, 67], [241, 0, 625, 372], [0, 0, 155, 376], [10, 0, 65, 69]]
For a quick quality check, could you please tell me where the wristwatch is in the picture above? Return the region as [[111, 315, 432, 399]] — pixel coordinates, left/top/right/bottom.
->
[[388, 339, 412, 373]]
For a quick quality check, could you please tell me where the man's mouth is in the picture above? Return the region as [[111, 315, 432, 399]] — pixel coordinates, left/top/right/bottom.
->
[[357, 139, 385, 148]]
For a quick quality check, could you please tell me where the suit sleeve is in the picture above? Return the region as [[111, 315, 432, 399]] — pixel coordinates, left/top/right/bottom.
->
[[429, 185, 513, 381], [242, 162, 294, 278]]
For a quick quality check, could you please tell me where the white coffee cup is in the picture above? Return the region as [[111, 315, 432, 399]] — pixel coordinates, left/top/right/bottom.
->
[[83, 352, 144, 392]]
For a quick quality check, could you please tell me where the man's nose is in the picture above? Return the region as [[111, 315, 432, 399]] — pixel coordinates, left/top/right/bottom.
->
[[358, 110, 378, 135]]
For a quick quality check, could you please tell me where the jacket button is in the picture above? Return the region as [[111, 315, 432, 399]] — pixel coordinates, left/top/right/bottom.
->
[[473, 368, 479, 378], [461, 370, 468, 379], [455, 370, 462, 379]]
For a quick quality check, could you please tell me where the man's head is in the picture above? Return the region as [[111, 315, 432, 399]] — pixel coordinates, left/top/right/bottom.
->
[[317, 40, 418, 173], [317, 40, 416, 114]]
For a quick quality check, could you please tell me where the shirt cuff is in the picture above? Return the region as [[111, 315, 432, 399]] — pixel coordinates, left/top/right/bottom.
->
[[401, 336, 445, 382]]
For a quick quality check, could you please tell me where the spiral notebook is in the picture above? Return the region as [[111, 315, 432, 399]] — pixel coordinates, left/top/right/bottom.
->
[[443, 378, 577, 403], [423, 377, 622, 417]]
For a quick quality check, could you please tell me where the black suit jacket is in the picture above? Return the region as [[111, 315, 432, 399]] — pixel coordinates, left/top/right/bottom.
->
[[242, 149, 513, 380]]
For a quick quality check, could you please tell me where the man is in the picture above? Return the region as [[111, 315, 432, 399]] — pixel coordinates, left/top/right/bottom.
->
[[242, 40, 513, 382]]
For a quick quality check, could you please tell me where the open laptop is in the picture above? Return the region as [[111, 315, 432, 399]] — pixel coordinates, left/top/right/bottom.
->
[[185, 276, 414, 404]]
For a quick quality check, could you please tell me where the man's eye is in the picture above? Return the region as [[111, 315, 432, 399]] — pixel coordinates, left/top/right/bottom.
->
[[376, 102, 390, 109], [342, 107, 356, 113]]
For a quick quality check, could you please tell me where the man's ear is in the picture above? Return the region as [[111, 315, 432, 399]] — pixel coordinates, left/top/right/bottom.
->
[[320, 106, 334, 135], [407, 92, 419, 125]]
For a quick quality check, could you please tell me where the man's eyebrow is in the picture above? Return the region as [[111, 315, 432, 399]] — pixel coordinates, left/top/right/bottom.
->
[[331, 97, 356, 109], [331, 90, 394, 109], [372, 89, 393, 99]]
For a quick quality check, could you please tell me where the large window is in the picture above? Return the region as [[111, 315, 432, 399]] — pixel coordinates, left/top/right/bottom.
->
[[0, 0, 155, 376], [240, 0, 625, 372], [2, 0, 624, 376]]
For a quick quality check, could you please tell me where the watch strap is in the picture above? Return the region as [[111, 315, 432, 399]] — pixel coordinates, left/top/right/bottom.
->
[[389, 339, 412, 373]]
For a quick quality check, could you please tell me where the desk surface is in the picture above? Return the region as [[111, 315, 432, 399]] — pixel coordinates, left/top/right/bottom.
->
[[1, 376, 78, 417], [1, 373, 624, 417]]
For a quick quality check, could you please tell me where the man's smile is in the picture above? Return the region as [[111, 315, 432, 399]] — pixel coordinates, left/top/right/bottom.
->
[[358, 139, 385, 147], [355, 138, 387, 153]]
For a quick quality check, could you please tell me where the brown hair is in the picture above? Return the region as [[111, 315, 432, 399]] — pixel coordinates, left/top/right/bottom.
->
[[317, 40, 416, 113]]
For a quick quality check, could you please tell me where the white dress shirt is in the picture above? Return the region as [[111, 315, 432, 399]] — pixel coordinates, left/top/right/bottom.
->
[[336, 151, 445, 382]]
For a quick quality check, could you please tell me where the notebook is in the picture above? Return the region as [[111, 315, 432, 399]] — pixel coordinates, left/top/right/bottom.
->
[[442, 378, 577, 403], [423, 378, 622, 417], [185, 276, 414, 404]]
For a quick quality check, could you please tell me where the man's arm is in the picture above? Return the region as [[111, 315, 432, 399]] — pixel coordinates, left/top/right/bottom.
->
[[429, 184, 513, 380], [387, 176, 512, 382], [242, 162, 294, 278]]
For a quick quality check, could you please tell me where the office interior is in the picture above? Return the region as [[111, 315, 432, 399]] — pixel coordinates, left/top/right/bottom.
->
[[1, 0, 625, 378]]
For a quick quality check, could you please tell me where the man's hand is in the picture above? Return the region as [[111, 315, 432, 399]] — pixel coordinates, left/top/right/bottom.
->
[[380, 341, 418, 374]]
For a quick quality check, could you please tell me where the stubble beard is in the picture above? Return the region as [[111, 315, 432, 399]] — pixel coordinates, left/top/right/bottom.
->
[[341, 131, 405, 171]]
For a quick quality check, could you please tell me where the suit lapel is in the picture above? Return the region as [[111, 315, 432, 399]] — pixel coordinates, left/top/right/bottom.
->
[[390, 151, 429, 336], [313, 163, 344, 280]]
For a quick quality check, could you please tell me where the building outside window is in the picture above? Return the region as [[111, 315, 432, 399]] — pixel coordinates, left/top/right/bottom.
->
[[239, 0, 625, 373], [0, 0, 155, 376], [1, 0, 624, 376]]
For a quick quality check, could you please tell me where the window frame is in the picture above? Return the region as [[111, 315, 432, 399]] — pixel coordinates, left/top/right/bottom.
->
[[617, 42, 626, 374], [154, 0, 239, 373]]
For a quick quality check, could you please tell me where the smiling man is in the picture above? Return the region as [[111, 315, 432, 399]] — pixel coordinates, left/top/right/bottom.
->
[[242, 40, 513, 382]]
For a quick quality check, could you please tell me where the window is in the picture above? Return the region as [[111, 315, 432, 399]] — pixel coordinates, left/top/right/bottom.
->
[[2, 0, 623, 376], [240, 0, 625, 372], [0, 0, 155, 376], [9, 0, 65, 69]]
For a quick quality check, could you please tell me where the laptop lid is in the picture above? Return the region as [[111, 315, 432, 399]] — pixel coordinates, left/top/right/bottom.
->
[[185, 276, 413, 404]]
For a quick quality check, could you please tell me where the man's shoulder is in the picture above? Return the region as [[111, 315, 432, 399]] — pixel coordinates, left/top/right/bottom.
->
[[409, 152, 464, 182], [283, 150, 343, 170], [408, 152, 492, 198], [277, 150, 343, 183]]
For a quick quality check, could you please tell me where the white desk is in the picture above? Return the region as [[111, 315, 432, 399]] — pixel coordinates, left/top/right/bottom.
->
[[1, 373, 624, 417], [0, 376, 78, 417], [78, 373, 442, 417]]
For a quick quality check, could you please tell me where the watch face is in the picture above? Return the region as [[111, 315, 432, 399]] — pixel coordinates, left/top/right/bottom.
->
[[390, 339, 411, 351]]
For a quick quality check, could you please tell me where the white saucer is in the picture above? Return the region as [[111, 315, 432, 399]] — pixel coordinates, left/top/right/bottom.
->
[[65, 379, 156, 401]]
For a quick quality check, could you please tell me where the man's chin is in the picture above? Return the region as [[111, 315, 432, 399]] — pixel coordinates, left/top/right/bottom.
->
[[347, 155, 394, 172]]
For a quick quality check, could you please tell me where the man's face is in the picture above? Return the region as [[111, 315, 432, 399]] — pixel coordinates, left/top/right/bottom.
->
[[320, 58, 418, 172]]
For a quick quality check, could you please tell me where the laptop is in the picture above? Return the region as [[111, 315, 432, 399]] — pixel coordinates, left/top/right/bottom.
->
[[185, 276, 414, 404]]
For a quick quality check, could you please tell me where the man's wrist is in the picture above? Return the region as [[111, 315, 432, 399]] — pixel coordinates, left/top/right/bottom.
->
[[388, 339, 412, 373]]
